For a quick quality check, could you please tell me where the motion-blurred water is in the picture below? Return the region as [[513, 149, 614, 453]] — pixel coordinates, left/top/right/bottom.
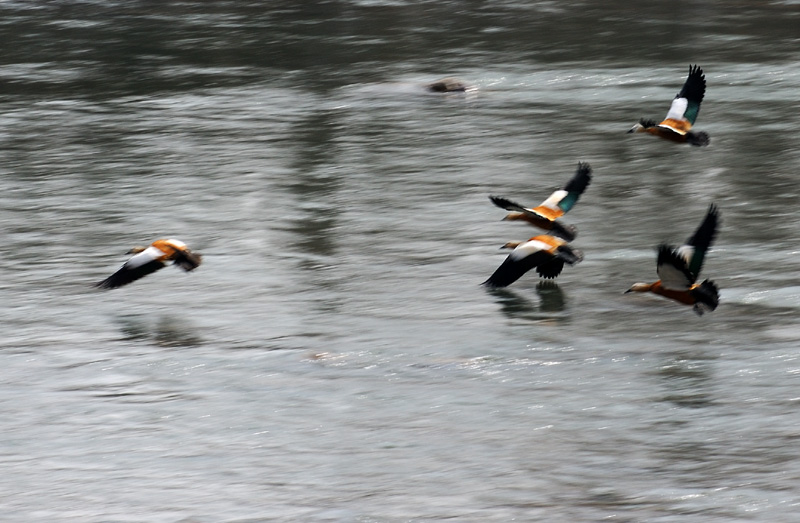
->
[[2, 2, 800, 521]]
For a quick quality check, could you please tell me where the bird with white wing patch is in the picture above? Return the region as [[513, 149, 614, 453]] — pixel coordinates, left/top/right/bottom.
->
[[626, 205, 720, 315], [628, 65, 710, 146], [489, 162, 592, 242], [483, 234, 583, 288], [95, 238, 202, 289]]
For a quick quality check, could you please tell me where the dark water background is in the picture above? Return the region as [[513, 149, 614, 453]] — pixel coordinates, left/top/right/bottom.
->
[[2, 1, 800, 521]]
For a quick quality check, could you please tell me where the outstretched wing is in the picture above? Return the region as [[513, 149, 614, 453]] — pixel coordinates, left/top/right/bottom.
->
[[656, 244, 695, 290], [660, 65, 706, 133], [536, 258, 565, 279], [489, 162, 592, 222], [488, 195, 568, 238], [489, 195, 531, 215], [531, 162, 592, 220], [95, 247, 167, 289], [676, 203, 719, 278], [536, 244, 584, 279], [484, 244, 553, 288], [483, 239, 556, 288], [484, 237, 581, 287]]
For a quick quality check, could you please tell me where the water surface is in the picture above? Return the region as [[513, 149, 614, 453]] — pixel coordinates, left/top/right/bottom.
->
[[1, 2, 800, 521]]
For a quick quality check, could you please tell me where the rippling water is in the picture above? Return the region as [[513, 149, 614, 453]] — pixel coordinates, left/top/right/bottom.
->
[[2, 2, 800, 521]]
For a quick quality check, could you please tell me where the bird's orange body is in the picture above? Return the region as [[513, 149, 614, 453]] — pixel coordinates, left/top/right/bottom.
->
[[626, 205, 720, 315], [150, 239, 189, 261], [644, 125, 689, 144], [629, 65, 709, 146], [96, 238, 201, 289], [529, 204, 562, 221], [531, 234, 567, 252], [644, 281, 700, 306]]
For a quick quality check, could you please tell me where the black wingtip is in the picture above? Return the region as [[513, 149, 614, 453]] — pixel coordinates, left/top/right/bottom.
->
[[688, 64, 704, 77], [94, 279, 117, 290], [481, 277, 504, 289], [576, 161, 592, 175], [678, 64, 706, 104], [488, 195, 508, 207], [535, 258, 565, 279], [563, 162, 592, 194], [688, 204, 720, 251]]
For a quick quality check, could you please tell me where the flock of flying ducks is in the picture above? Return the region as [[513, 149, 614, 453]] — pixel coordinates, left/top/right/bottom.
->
[[482, 65, 720, 315], [95, 66, 719, 315]]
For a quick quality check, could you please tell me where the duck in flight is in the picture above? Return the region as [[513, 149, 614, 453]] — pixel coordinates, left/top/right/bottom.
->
[[628, 65, 710, 146], [483, 234, 583, 288], [95, 238, 202, 289], [626, 204, 720, 315], [489, 162, 592, 242]]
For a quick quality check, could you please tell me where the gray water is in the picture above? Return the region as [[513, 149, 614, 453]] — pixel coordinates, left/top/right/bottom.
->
[[2, 2, 800, 521]]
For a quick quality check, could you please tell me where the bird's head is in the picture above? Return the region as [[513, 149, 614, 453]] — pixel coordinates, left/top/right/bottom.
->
[[625, 282, 652, 293], [628, 123, 646, 134], [628, 118, 657, 133], [126, 246, 147, 255]]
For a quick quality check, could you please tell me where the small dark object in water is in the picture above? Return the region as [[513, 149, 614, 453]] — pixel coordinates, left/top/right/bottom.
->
[[426, 77, 469, 93]]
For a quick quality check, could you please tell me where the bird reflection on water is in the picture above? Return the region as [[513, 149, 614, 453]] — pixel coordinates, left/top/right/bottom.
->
[[655, 350, 715, 409], [116, 314, 203, 348], [487, 280, 568, 323]]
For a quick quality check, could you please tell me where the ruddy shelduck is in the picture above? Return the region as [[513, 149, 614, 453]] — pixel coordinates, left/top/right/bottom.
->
[[489, 162, 592, 242], [628, 65, 710, 146], [626, 204, 720, 315], [96, 238, 202, 289], [483, 234, 583, 288]]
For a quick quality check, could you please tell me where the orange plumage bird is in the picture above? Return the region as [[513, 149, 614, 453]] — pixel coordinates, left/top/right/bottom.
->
[[483, 234, 583, 288], [489, 162, 592, 242], [628, 65, 710, 146], [95, 238, 201, 289], [626, 205, 720, 315]]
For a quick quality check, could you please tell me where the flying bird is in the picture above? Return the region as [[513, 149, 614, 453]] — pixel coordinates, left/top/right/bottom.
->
[[483, 234, 583, 288], [95, 238, 202, 289], [626, 204, 720, 315], [628, 65, 710, 146], [489, 162, 592, 242]]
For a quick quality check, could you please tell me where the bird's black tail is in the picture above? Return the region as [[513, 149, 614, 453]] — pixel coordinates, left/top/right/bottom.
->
[[174, 251, 202, 272], [687, 131, 710, 147], [691, 279, 719, 315]]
